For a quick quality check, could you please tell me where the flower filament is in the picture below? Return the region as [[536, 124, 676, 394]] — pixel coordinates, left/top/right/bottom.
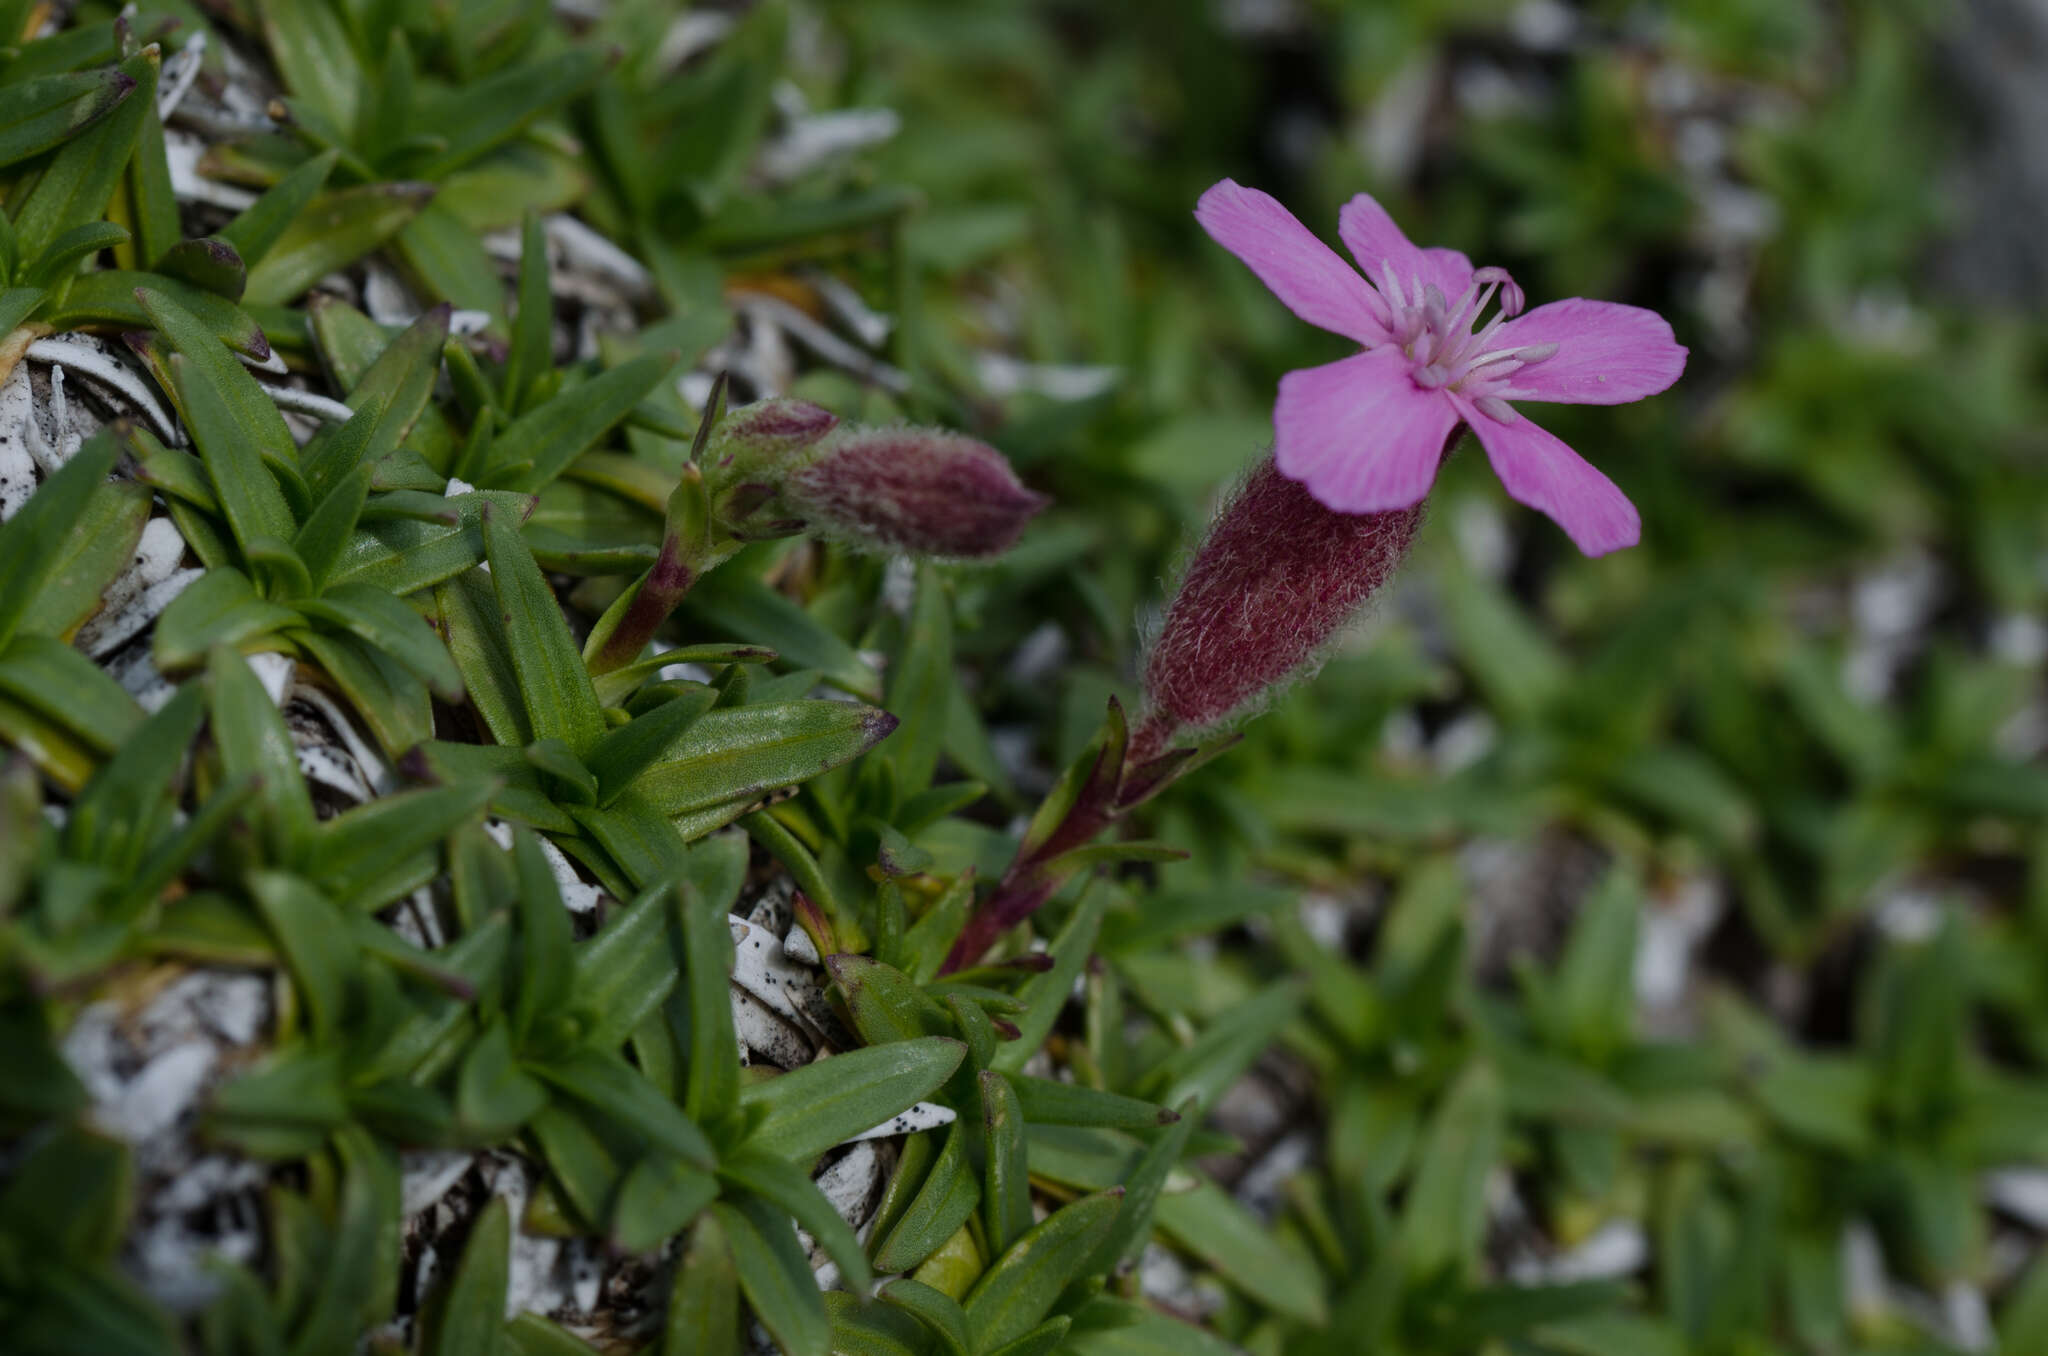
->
[[1379, 262, 1558, 422]]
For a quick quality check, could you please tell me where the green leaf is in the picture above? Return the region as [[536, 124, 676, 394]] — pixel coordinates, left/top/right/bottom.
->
[[148, 236, 247, 301], [683, 564, 883, 701], [392, 199, 504, 315], [665, 1210, 742, 1356], [22, 219, 129, 287], [1134, 983, 1303, 1116], [740, 1037, 966, 1164], [533, 1048, 715, 1168], [483, 501, 607, 755], [290, 464, 371, 591], [0, 1123, 131, 1258], [632, 700, 899, 818], [986, 1319, 1069, 1356], [611, 1153, 719, 1254], [1008, 1077, 1178, 1132], [990, 883, 1110, 1074], [888, 562, 954, 798], [487, 352, 677, 493], [151, 567, 300, 670], [206, 1048, 348, 1158], [981, 1071, 1032, 1257], [720, 1148, 873, 1292], [507, 826, 575, 1046], [207, 645, 315, 859], [418, 1195, 510, 1356], [299, 581, 463, 699], [1399, 1061, 1503, 1282], [824, 1292, 933, 1356], [1154, 1177, 1325, 1324], [41, 270, 269, 357], [247, 870, 354, 1044], [11, 46, 155, 264], [0, 67, 137, 171], [504, 212, 550, 409], [244, 182, 435, 306], [1088, 1098, 1198, 1274], [456, 1019, 548, 1139], [0, 286, 42, 340], [570, 876, 686, 1048], [313, 779, 497, 907], [961, 1191, 1122, 1355], [880, 1279, 971, 1356], [504, 1314, 603, 1356], [873, 1120, 981, 1275], [0, 428, 124, 650], [256, 0, 363, 132], [296, 628, 434, 757], [220, 147, 341, 268], [715, 1196, 829, 1356], [413, 46, 610, 181], [587, 683, 718, 805], [147, 296, 297, 509], [0, 633, 139, 758], [831, 953, 955, 1047], [682, 866, 743, 1128]]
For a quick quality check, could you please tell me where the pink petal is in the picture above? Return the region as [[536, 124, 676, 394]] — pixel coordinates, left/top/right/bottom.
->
[[1338, 194, 1475, 299], [1196, 180, 1390, 345], [1489, 299, 1687, 405], [1454, 396, 1639, 555], [1276, 348, 1460, 513]]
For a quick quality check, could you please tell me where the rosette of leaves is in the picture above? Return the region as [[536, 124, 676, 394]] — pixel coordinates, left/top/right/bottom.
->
[[199, 0, 612, 315], [129, 290, 498, 756], [415, 489, 897, 896], [0, 25, 284, 363], [575, 2, 920, 310]]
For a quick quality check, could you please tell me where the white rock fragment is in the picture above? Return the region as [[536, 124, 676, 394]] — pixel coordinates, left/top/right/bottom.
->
[[975, 354, 1120, 402], [732, 986, 814, 1071], [732, 293, 909, 394], [729, 916, 838, 1037], [164, 131, 260, 212], [77, 526, 195, 659], [782, 922, 822, 966], [262, 382, 357, 426], [26, 335, 181, 441], [759, 108, 902, 183], [248, 651, 296, 706], [841, 1101, 956, 1144]]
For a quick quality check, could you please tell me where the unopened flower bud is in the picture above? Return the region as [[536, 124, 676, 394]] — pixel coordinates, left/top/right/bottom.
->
[[704, 397, 840, 539], [783, 428, 1048, 559], [1141, 456, 1420, 741], [710, 397, 841, 465]]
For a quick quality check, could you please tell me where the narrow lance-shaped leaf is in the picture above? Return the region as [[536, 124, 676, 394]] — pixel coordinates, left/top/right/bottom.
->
[[0, 67, 138, 172], [219, 147, 341, 268], [510, 827, 573, 1045], [489, 351, 679, 492], [739, 1038, 967, 1164], [481, 499, 607, 755], [714, 1197, 828, 1356], [0, 429, 124, 650], [664, 1208, 741, 1356], [631, 701, 899, 818], [417, 1195, 510, 1356], [11, 46, 156, 262], [960, 1190, 1123, 1353]]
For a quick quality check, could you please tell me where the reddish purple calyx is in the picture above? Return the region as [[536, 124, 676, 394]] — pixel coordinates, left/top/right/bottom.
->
[[786, 429, 1049, 559], [1142, 457, 1420, 737]]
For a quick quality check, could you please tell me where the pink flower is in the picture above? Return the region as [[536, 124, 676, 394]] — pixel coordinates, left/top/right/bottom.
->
[[1195, 180, 1687, 555]]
